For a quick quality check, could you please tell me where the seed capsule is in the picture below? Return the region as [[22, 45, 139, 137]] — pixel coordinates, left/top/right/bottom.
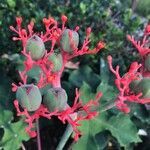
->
[[43, 87, 68, 112], [16, 84, 42, 111], [136, 78, 150, 98], [129, 79, 140, 90], [60, 29, 79, 53], [26, 35, 45, 60], [131, 78, 150, 98], [48, 53, 63, 72]]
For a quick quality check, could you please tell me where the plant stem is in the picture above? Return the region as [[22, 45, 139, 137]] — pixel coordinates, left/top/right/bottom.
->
[[21, 143, 26, 150], [36, 118, 42, 150], [100, 102, 116, 113], [56, 124, 73, 150]]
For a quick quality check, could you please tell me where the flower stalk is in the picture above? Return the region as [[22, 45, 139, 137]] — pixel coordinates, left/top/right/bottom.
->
[[56, 124, 73, 150], [36, 118, 42, 150]]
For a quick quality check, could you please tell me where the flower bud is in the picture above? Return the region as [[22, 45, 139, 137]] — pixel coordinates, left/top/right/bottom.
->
[[60, 29, 79, 53], [48, 53, 63, 72], [26, 35, 45, 60], [16, 84, 42, 111], [144, 54, 150, 71], [43, 87, 68, 112]]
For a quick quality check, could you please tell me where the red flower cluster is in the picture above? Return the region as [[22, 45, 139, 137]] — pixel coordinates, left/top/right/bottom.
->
[[108, 24, 150, 113], [10, 16, 104, 141], [107, 56, 150, 113], [10, 16, 104, 88], [127, 24, 150, 77]]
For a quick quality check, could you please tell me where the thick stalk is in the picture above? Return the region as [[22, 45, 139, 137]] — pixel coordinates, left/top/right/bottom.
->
[[21, 143, 26, 150], [52, 72, 61, 87], [56, 124, 73, 150], [52, 65, 64, 88]]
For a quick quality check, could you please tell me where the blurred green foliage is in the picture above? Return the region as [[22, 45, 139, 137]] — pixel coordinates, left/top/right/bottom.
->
[[136, 0, 150, 17], [0, 0, 150, 149]]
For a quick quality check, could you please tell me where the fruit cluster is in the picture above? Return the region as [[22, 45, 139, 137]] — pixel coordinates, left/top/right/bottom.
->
[[10, 16, 104, 140]]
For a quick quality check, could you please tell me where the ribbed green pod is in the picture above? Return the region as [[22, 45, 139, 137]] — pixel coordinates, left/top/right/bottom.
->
[[135, 78, 150, 98], [26, 35, 45, 60], [60, 29, 79, 53], [48, 53, 63, 72], [43, 87, 68, 112], [130, 78, 150, 98], [16, 84, 42, 111], [129, 79, 140, 90]]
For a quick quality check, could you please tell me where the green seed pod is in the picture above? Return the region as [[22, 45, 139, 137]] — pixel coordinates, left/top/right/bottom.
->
[[48, 53, 63, 72], [43, 87, 68, 112], [26, 35, 45, 60], [27, 66, 42, 84], [144, 54, 150, 71], [16, 84, 42, 111], [133, 78, 150, 98], [129, 79, 141, 90], [60, 29, 79, 53]]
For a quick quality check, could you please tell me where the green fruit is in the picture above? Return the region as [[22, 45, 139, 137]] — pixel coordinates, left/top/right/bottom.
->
[[129, 79, 140, 90], [43, 87, 68, 112], [144, 54, 150, 71], [48, 53, 63, 72], [26, 35, 45, 60], [134, 78, 150, 98], [16, 84, 42, 111], [27, 66, 42, 83], [60, 29, 79, 53]]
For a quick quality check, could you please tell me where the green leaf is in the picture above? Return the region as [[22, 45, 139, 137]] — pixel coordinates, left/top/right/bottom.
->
[[7, 0, 16, 8], [0, 109, 29, 150], [0, 109, 13, 127], [95, 131, 109, 150], [69, 65, 101, 89], [97, 82, 117, 100], [73, 113, 141, 149], [106, 113, 141, 147], [0, 121, 29, 150], [80, 2, 86, 14], [97, 58, 117, 101], [130, 104, 150, 125], [79, 82, 95, 104], [73, 113, 108, 150]]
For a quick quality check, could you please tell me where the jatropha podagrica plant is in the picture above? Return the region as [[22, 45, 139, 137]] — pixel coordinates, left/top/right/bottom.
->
[[10, 15, 105, 141], [10, 15, 150, 149]]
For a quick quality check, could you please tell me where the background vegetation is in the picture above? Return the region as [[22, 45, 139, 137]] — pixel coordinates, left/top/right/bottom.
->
[[0, 0, 150, 149]]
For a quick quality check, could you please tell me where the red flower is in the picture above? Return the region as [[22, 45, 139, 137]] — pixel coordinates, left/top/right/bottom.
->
[[107, 55, 150, 113]]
